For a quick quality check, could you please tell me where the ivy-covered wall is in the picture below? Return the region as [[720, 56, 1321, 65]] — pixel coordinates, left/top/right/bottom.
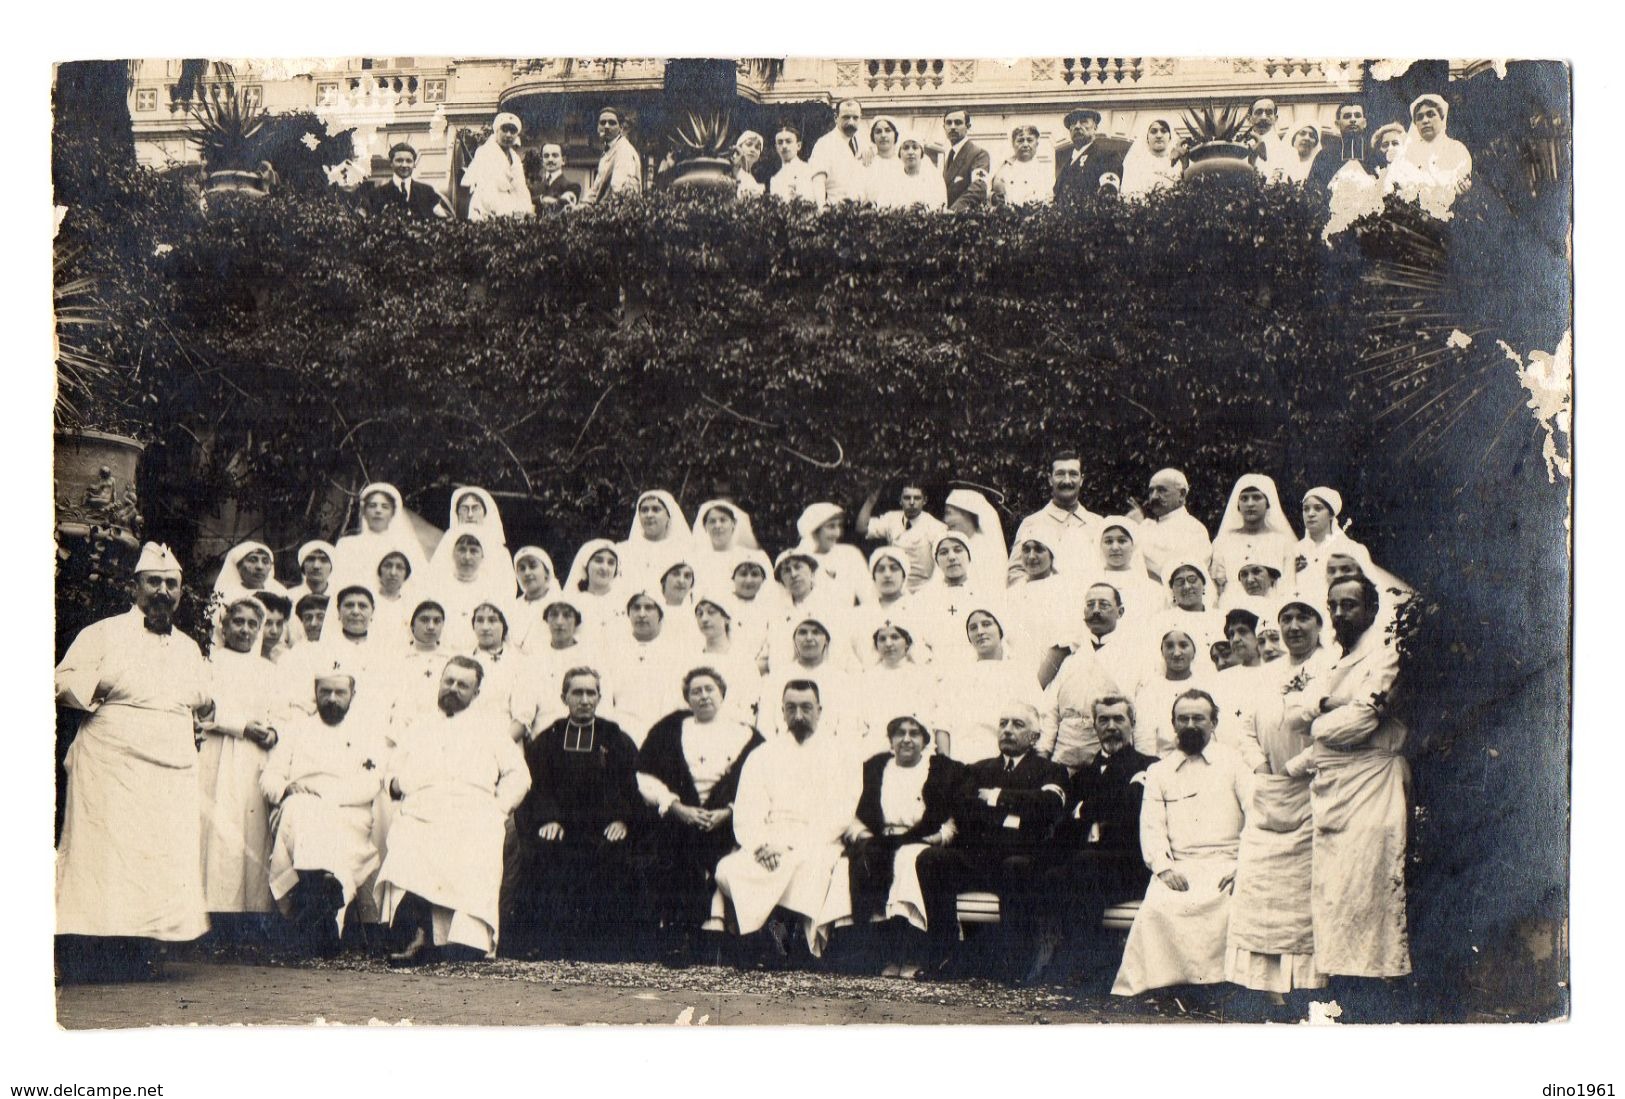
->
[[55, 141, 1571, 1018]]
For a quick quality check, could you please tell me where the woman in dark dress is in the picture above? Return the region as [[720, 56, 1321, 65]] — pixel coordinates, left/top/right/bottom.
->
[[843, 715, 962, 977]]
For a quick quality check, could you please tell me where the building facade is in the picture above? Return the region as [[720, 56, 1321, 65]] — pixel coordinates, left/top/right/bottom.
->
[[125, 56, 1432, 194]]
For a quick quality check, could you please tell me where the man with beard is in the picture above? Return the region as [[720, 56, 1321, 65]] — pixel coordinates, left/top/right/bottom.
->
[[378, 657, 529, 964], [55, 543, 213, 982], [809, 98, 868, 204], [714, 682, 859, 963], [1112, 690, 1250, 996], [1295, 576, 1412, 981], [1006, 453, 1100, 585], [915, 703, 1069, 981], [1130, 469, 1212, 584], [1045, 696, 1159, 982], [514, 668, 643, 960], [260, 666, 387, 957]]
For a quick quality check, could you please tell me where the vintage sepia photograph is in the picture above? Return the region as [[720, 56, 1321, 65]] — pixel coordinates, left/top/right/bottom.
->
[[44, 47, 1572, 1052]]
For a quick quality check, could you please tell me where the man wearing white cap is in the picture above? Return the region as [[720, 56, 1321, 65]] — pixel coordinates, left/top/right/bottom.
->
[[1131, 468, 1213, 584], [463, 112, 534, 221], [55, 543, 213, 981]]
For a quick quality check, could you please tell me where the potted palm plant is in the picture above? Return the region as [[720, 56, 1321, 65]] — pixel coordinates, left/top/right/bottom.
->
[[190, 88, 271, 198], [1177, 104, 1259, 182], [668, 111, 738, 196], [54, 252, 143, 554]]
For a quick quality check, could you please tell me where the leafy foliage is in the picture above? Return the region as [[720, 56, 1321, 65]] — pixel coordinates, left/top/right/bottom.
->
[[53, 130, 1571, 1014]]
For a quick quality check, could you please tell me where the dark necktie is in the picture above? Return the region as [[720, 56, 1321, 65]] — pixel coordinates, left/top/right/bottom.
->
[[1005, 757, 1016, 774], [399, 181, 410, 204], [849, 136, 859, 157]]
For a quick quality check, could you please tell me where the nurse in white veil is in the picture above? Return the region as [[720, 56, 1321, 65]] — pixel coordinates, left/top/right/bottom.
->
[[618, 489, 693, 589], [942, 488, 1009, 594], [1209, 474, 1295, 602], [431, 487, 508, 567]]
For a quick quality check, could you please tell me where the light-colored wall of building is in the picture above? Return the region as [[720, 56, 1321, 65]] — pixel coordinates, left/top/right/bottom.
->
[[126, 56, 1361, 186]]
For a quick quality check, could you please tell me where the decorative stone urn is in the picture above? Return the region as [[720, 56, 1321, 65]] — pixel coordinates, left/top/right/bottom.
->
[[54, 430, 144, 551]]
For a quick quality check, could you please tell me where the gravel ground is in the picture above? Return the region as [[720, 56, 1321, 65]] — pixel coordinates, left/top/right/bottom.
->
[[56, 947, 1255, 1028]]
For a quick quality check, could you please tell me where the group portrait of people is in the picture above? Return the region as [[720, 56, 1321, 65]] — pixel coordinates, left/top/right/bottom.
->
[[374, 90, 1471, 222], [56, 456, 1416, 1006]]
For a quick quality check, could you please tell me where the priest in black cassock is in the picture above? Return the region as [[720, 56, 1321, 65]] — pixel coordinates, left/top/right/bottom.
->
[[512, 667, 644, 959]]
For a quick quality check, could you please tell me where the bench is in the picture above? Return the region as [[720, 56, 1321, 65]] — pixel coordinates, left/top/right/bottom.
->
[[955, 891, 1141, 938]]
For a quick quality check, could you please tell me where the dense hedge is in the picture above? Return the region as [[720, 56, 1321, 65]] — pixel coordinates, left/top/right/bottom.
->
[[55, 141, 1570, 1018]]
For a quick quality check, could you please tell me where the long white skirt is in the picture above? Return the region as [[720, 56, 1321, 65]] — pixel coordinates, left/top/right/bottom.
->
[[376, 799, 507, 953], [1112, 858, 1235, 996], [197, 733, 275, 913], [267, 796, 380, 935], [716, 842, 846, 953], [57, 710, 209, 941], [1225, 774, 1326, 992]]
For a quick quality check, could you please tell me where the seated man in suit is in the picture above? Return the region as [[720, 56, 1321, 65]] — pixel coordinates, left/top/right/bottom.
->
[[940, 107, 990, 212], [1044, 695, 1158, 981], [1053, 109, 1126, 208], [363, 142, 448, 218], [532, 143, 581, 213], [916, 702, 1069, 981]]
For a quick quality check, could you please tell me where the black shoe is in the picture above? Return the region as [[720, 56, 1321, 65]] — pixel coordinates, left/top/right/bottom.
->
[[438, 943, 487, 964], [387, 927, 431, 968]]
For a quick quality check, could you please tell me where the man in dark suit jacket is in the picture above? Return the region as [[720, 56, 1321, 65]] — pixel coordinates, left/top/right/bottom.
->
[[531, 143, 582, 212], [1306, 100, 1379, 195], [940, 107, 991, 212], [363, 142, 449, 218], [1053, 108, 1126, 208], [916, 702, 1069, 979], [1045, 694, 1158, 978]]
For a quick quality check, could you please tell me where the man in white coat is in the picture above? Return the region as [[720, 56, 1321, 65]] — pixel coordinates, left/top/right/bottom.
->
[[377, 656, 529, 964], [1131, 469, 1213, 584], [1291, 576, 1412, 980], [260, 666, 387, 956], [1113, 689, 1250, 996], [715, 680, 861, 960], [1006, 453, 1101, 585], [55, 543, 213, 982]]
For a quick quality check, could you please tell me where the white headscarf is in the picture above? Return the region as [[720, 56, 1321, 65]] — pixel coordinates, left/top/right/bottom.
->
[[943, 488, 1009, 592], [511, 545, 557, 602], [567, 537, 622, 595], [1217, 474, 1292, 538], [334, 481, 426, 588], [213, 540, 287, 602], [1398, 94, 1472, 203], [795, 501, 846, 547], [433, 486, 507, 562], [690, 498, 762, 553], [426, 524, 515, 605], [627, 489, 690, 546], [1279, 120, 1323, 184], [1121, 115, 1183, 197]]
